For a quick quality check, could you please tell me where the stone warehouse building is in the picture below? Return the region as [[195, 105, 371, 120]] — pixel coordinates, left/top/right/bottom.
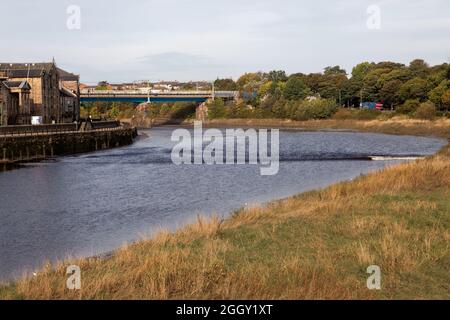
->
[[0, 79, 32, 125], [58, 67, 81, 123], [0, 61, 80, 125]]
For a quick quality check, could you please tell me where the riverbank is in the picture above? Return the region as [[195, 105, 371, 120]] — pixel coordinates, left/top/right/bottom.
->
[[200, 118, 450, 139], [0, 121, 448, 300], [121, 116, 450, 138]]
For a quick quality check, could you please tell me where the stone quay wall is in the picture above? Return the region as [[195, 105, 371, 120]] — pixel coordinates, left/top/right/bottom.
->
[[0, 127, 138, 164]]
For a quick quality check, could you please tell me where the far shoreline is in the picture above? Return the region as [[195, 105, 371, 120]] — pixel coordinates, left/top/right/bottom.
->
[[124, 117, 450, 139]]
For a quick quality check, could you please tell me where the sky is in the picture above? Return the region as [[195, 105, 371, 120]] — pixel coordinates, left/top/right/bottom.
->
[[1, 0, 449, 84]]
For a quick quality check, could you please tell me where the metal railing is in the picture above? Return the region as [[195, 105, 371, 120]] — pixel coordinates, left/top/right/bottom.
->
[[0, 121, 123, 136], [80, 90, 238, 97], [0, 123, 78, 136]]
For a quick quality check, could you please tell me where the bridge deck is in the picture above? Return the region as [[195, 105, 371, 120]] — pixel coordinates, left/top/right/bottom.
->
[[80, 90, 237, 103]]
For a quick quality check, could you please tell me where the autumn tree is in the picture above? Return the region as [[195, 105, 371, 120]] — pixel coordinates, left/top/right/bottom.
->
[[214, 78, 237, 91], [283, 77, 310, 100]]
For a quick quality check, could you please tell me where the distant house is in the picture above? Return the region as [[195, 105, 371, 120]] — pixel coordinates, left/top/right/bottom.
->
[[0, 79, 32, 125]]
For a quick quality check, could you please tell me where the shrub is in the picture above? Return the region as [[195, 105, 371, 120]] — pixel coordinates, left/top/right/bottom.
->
[[227, 102, 254, 119], [208, 98, 227, 119], [332, 108, 354, 120], [292, 98, 337, 121], [396, 99, 420, 115], [414, 101, 436, 120]]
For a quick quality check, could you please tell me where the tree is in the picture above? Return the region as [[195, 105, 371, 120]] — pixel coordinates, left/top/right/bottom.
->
[[318, 71, 348, 103], [377, 68, 412, 87], [207, 98, 227, 119], [257, 81, 274, 98], [379, 79, 403, 107], [442, 89, 450, 110], [409, 59, 429, 78], [302, 73, 322, 94], [266, 70, 287, 82], [324, 65, 347, 76], [345, 62, 374, 106], [236, 72, 264, 91], [351, 62, 373, 79], [214, 78, 237, 91], [283, 77, 310, 100], [374, 61, 405, 70], [399, 77, 428, 101], [428, 80, 449, 110], [363, 68, 391, 101], [109, 103, 120, 118]]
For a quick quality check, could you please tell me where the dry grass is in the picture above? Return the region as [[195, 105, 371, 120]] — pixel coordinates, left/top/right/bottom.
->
[[204, 117, 450, 139], [0, 125, 449, 300]]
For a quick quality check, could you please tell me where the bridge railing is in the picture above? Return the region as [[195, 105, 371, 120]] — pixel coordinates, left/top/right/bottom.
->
[[80, 90, 238, 97]]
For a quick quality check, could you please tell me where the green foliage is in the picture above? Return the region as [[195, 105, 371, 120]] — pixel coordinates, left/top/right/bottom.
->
[[266, 70, 288, 82], [428, 80, 450, 110], [214, 78, 237, 91], [324, 66, 347, 75], [399, 77, 428, 101], [207, 98, 227, 119], [291, 99, 337, 121], [227, 103, 254, 119], [396, 99, 421, 115], [283, 77, 310, 101], [236, 72, 264, 92], [409, 59, 429, 78], [86, 59, 450, 122], [109, 103, 120, 118], [379, 79, 402, 106], [80, 101, 197, 121]]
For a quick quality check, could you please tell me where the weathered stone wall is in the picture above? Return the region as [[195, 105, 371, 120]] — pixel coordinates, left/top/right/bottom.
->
[[0, 127, 138, 164]]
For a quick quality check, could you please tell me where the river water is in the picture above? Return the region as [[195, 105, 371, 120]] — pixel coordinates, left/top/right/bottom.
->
[[0, 128, 446, 282]]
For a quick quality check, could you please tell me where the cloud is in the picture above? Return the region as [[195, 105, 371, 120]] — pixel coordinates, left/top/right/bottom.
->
[[0, 0, 449, 82], [137, 52, 217, 72]]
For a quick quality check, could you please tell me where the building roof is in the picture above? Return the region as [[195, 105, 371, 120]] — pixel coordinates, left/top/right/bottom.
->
[[57, 68, 79, 81], [0, 62, 56, 78], [2, 69, 45, 78], [2, 80, 31, 90], [0, 62, 55, 72], [60, 86, 77, 98], [0, 63, 79, 82]]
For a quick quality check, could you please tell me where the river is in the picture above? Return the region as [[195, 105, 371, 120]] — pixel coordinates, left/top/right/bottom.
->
[[0, 127, 446, 282]]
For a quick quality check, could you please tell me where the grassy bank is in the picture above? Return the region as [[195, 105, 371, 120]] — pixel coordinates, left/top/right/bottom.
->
[[0, 122, 449, 300], [202, 117, 450, 139]]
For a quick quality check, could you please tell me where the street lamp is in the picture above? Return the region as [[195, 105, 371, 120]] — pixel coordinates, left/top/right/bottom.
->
[[147, 80, 151, 103]]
